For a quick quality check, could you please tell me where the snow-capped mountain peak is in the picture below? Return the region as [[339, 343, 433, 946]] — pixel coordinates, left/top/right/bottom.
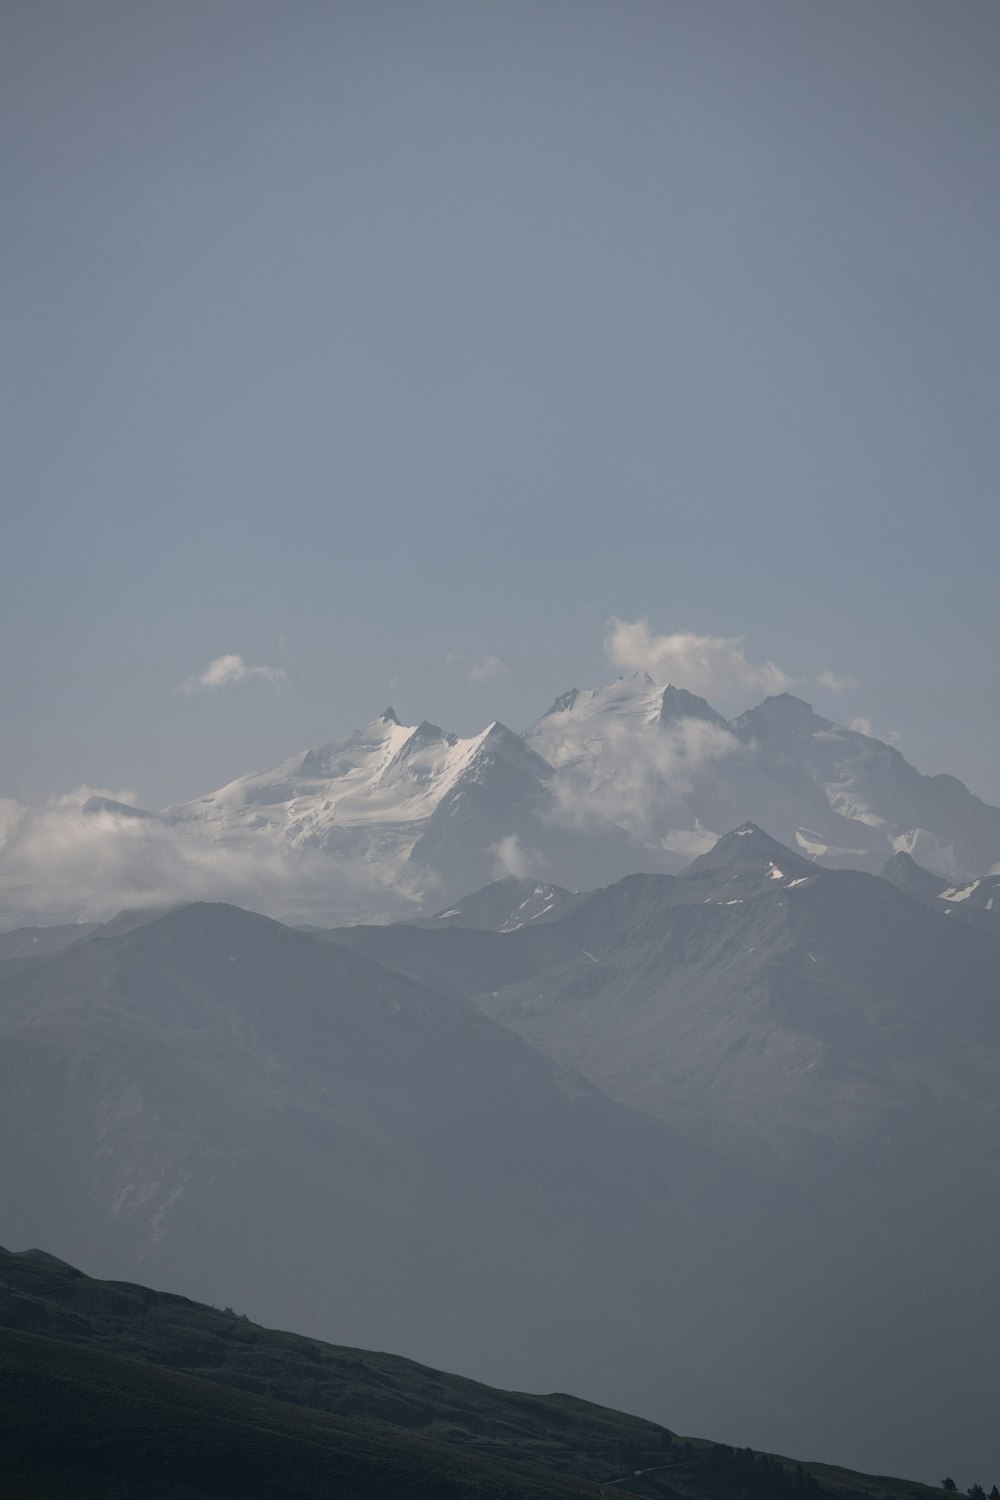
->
[[141, 671, 1000, 927]]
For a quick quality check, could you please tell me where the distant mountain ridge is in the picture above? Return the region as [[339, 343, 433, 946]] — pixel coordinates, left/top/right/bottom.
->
[[0, 897, 794, 1456], [138, 675, 1000, 924], [881, 849, 1000, 940], [320, 823, 1000, 1478], [4, 848, 1000, 1474]]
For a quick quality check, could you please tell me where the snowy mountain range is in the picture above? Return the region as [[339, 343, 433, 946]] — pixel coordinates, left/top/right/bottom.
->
[[148, 673, 1000, 924], [6, 672, 992, 931]]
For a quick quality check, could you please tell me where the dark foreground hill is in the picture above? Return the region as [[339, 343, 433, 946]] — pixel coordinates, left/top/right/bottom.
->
[[0, 1248, 957, 1500], [1, 1326, 608, 1500]]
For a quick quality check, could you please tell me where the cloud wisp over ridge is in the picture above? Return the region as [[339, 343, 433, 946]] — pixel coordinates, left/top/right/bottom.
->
[[604, 619, 793, 702]]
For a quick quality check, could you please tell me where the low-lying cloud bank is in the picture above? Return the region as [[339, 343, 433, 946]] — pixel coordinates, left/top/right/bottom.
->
[[0, 791, 358, 928]]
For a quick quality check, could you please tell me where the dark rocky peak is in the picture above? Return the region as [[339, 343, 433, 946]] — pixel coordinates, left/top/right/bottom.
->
[[381, 706, 401, 725], [539, 688, 581, 718], [411, 719, 455, 746], [658, 684, 729, 730], [680, 823, 813, 881], [880, 851, 948, 900], [475, 722, 553, 777], [732, 693, 832, 743]]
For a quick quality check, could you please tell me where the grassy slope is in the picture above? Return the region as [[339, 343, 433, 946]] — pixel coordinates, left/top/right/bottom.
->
[[0, 1326, 609, 1500], [0, 1248, 945, 1500]]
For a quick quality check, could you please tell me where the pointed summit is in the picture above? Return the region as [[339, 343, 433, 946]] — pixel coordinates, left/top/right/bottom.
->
[[540, 688, 580, 718], [381, 706, 401, 725], [658, 684, 729, 730], [733, 693, 832, 742], [881, 850, 948, 900], [680, 822, 814, 882]]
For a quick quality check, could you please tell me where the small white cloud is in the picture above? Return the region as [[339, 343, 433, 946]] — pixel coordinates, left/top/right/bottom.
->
[[446, 652, 509, 683], [817, 669, 858, 695], [468, 655, 508, 683], [850, 717, 902, 746], [604, 618, 793, 703], [180, 653, 286, 693], [488, 834, 541, 880]]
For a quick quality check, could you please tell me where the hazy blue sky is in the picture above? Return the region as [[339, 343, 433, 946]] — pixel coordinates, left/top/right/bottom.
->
[[4, 0, 999, 808]]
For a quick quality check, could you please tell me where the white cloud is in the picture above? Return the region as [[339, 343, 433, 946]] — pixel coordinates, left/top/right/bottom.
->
[[817, 669, 858, 695], [850, 717, 902, 746], [180, 653, 286, 693], [446, 652, 509, 683], [488, 833, 542, 880], [546, 714, 743, 839], [0, 790, 351, 927], [604, 619, 793, 703], [468, 655, 508, 683]]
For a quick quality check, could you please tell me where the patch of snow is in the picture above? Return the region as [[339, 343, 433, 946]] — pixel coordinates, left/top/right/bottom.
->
[[988, 898, 994, 911], [768, 865, 784, 880], [938, 881, 980, 903], [821, 782, 890, 829], [580, 950, 599, 963], [436, 909, 462, 920], [787, 877, 810, 888]]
